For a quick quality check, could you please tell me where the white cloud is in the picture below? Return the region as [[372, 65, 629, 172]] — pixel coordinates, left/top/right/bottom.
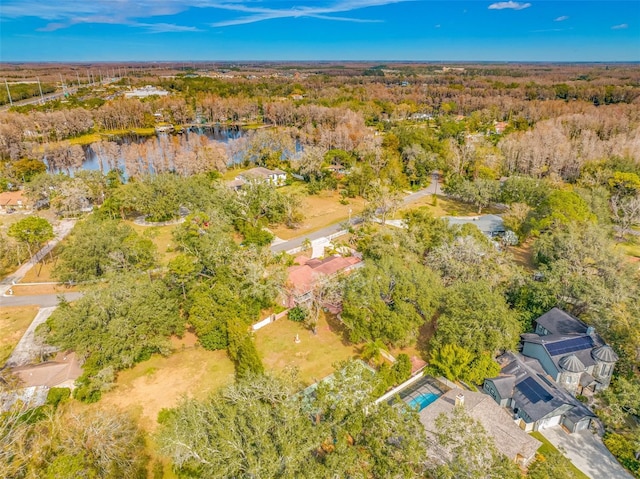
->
[[210, 1, 408, 27], [554, 15, 569, 22], [611, 23, 628, 30], [488, 2, 531, 10], [3, 0, 409, 30], [135, 23, 203, 33]]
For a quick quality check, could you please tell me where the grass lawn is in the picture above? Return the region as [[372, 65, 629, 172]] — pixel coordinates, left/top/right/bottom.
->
[[20, 253, 61, 283], [0, 306, 39, 366], [395, 194, 503, 219], [99, 332, 235, 432], [529, 431, 590, 479], [271, 188, 366, 240], [127, 222, 179, 266], [255, 311, 360, 385]]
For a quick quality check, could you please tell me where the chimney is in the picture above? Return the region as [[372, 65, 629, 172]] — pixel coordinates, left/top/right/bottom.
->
[[586, 326, 595, 336], [455, 393, 465, 407]]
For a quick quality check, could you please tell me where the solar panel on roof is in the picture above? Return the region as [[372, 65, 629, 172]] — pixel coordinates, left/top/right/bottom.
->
[[546, 336, 593, 356], [516, 377, 553, 404]]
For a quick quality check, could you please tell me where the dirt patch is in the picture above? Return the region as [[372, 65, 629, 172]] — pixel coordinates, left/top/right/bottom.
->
[[169, 329, 199, 349], [99, 347, 235, 431], [509, 241, 535, 270]]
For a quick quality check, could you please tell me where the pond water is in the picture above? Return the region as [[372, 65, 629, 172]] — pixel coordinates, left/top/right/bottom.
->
[[79, 125, 245, 172]]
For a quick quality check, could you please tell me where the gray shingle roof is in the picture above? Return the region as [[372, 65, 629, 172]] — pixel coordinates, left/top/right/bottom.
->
[[420, 388, 541, 464], [534, 308, 588, 335]]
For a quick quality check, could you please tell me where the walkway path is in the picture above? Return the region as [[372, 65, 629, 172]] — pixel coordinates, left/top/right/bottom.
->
[[0, 219, 76, 296], [5, 306, 59, 368], [542, 426, 634, 479]]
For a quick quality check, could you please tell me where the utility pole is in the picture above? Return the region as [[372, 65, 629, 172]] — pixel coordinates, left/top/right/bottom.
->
[[76, 71, 81, 88], [37, 77, 44, 103], [4, 79, 13, 106]]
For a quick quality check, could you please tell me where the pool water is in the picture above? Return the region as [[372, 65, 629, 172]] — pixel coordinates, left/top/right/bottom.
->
[[408, 393, 439, 411]]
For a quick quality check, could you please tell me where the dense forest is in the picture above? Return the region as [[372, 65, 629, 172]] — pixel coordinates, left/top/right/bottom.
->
[[1, 63, 639, 478]]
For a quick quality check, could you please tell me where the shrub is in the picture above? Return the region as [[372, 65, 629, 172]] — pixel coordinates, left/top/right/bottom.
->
[[46, 387, 71, 408], [288, 306, 307, 322]]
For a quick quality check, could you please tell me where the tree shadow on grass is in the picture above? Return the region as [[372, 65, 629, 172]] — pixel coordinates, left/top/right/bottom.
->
[[324, 311, 354, 347], [416, 318, 436, 362]]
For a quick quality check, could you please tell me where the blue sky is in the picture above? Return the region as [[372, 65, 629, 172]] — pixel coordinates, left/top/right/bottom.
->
[[1, 1, 638, 61]]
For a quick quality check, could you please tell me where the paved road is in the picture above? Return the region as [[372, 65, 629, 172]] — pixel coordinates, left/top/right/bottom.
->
[[0, 219, 76, 296], [0, 292, 83, 308], [270, 181, 437, 254], [542, 426, 634, 479], [5, 307, 59, 368]]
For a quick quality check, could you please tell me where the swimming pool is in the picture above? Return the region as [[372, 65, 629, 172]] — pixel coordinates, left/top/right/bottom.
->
[[408, 392, 439, 411]]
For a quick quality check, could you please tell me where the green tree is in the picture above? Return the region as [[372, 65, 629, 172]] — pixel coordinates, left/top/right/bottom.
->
[[341, 256, 443, 346], [54, 216, 156, 282], [434, 280, 520, 356], [188, 282, 259, 351], [466, 353, 501, 385], [157, 374, 320, 479], [428, 406, 521, 479], [445, 177, 501, 214], [227, 321, 264, 379], [7, 216, 54, 261], [526, 189, 596, 236], [527, 450, 583, 479], [46, 274, 181, 401], [167, 253, 198, 299], [429, 344, 474, 381], [500, 176, 551, 207]]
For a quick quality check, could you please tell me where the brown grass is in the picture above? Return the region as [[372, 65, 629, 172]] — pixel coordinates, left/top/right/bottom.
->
[[508, 241, 536, 270], [396, 194, 503, 219], [254, 311, 360, 385], [0, 306, 39, 366], [10, 283, 79, 296], [271, 187, 366, 240], [99, 333, 235, 432]]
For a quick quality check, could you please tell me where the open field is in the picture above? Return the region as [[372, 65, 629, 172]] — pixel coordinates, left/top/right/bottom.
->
[[529, 431, 590, 479], [271, 187, 366, 240], [99, 332, 235, 431], [396, 194, 503, 219], [0, 306, 39, 366], [255, 311, 360, 385]]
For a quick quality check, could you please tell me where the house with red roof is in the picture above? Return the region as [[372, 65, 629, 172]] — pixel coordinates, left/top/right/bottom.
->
[[284, 254, 363, 308]]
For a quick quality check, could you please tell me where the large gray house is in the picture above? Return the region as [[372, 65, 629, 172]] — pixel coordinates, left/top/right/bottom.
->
[[484, 308, 617, 433], [522, 308, 618, 396]]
